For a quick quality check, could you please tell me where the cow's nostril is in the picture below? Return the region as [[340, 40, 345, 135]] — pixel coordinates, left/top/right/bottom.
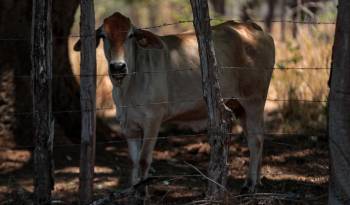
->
[[109, 62, 127, 73], [120, 63, 126, 70]]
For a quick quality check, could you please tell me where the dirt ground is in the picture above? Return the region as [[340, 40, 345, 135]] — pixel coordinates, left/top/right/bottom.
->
[[0, 127, 329, 205]]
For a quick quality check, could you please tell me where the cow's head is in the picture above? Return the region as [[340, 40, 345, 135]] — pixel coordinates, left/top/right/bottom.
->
[[74, 12, 164, 86]]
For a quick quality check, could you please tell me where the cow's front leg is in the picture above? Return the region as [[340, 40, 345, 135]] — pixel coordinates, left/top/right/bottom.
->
[[126, 136, 142, 185], [139, 119, 162, 180], [241, 106, 264, 193]]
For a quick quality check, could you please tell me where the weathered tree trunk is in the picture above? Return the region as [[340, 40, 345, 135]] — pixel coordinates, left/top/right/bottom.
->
[[0, 0, 80, 144], [328, 0, 350, 204], [32, 0, 54, 203], [79, 0, 96, 204], [0, 0, 33, 145], [129, 2, 140, 26], [52, 0, 82, 142], [209, 0, 226, 15], [190, 0, 233, 201], [265, 0, 276, 32], [148, 0, 157, 25], [0, 0, 112, 144], [240, 0, 259, 22], [147, 0, 159, 32], [280, 0, 286, 41], [53, 0, 113, 143], [292, 0, 302, 38]]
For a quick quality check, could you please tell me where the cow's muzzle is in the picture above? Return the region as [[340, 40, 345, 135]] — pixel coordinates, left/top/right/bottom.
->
[[109, 62, 127, 83]]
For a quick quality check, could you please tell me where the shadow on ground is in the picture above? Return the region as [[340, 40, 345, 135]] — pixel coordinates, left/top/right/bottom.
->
[[0, 127, 328, 204]]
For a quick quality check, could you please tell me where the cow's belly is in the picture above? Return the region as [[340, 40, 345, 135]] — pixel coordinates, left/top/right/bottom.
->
[[164, 98, 208, 132]]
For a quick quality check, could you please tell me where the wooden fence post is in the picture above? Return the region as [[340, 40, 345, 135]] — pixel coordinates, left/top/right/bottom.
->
[[79, 0, 97, 204], [31, 0, 55, 204], [190, 0, 233, 201], [328, 0, 350, 204]]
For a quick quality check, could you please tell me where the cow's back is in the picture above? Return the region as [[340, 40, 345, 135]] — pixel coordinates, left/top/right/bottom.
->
[[160, 21, 275, 128]]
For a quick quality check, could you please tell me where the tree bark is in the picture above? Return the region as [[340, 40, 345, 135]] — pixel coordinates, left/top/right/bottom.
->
[[280, 0, 286, 41], [0, 0, 80, 144], [52, 0, 113, 143], [328, 0, 350, 204], [0, 0, 33, 145], [0, 0, 112, 144], [32, 0, 54, 203], [79, 0, 96, 204], [190, 0, 232, 201], [292, 0, 302, 38], [265, 0, 276, 33], [240, 0, 259, 22], [209, 0, 226, 15], [51, 0, 82, 142]]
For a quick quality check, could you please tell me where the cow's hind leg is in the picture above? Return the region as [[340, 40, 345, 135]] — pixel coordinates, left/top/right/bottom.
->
[[240, 104, 264, 193]]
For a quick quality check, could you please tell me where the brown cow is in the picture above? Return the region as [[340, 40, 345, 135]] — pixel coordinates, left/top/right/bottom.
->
[[75, 12, 275, 192]]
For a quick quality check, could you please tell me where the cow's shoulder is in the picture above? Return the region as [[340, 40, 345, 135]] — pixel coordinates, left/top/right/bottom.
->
[[213, 20, 273, 51], [213, 20, 263, 32], [161, 33, 198, 51]]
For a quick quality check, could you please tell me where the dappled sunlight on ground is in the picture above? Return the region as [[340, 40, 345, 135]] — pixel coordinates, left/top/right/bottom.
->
[[0, 132, 329, 204], [0, 150, 31, 174]]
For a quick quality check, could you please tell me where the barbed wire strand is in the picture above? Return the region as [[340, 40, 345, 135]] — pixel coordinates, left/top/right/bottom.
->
[[11, 66, 331, 79], [11, 95, 329, 116], [0, 18, 336, 41], [0, 130, 327, 151]]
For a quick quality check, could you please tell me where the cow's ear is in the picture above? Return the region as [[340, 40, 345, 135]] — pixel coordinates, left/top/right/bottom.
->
[[134, 29, 163, 49], [73, 26, 103, 51]]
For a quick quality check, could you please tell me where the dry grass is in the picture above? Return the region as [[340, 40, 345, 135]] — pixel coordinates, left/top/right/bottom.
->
[[266, 23, 334, 134]]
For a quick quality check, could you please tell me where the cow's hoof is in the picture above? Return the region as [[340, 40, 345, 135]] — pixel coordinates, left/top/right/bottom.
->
[[240, 180, 262, 194], [143, 197, 151, 205], [240, 185, 255, 194], [149, 166, 156, 174]]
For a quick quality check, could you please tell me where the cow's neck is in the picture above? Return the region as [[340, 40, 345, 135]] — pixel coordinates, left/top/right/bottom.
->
[[114, 45, 169, 120]]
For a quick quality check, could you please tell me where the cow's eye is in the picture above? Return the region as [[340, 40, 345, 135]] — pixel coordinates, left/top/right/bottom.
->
[[128, 33, 135, 39], [98, 33, 106, 39]]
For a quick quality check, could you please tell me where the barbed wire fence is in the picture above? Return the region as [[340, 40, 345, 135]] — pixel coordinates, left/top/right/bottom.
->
[[0, 17, 336, 42], [0, 17, 334, 204]]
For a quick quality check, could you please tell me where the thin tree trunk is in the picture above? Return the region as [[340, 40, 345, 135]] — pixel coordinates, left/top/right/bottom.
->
[[0, 0, 112, 145], [265, 0, 275, 33], [0, 0, 33, 145], [240, 0, 259, 22], [79, 0, 96, 204], [280, 0, 286, 41], [210, 0, 226, 15], [190, 0, 232, 201], [129, 2, 140, 26], [292, 0, 302, 38], [148, 0, 159, 32], [32, 0, 54, 203], [52, 0, 82, 142], [52, 0, 113, 143], [328, 0, 350, 204], [0, 0, 81, 145]]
